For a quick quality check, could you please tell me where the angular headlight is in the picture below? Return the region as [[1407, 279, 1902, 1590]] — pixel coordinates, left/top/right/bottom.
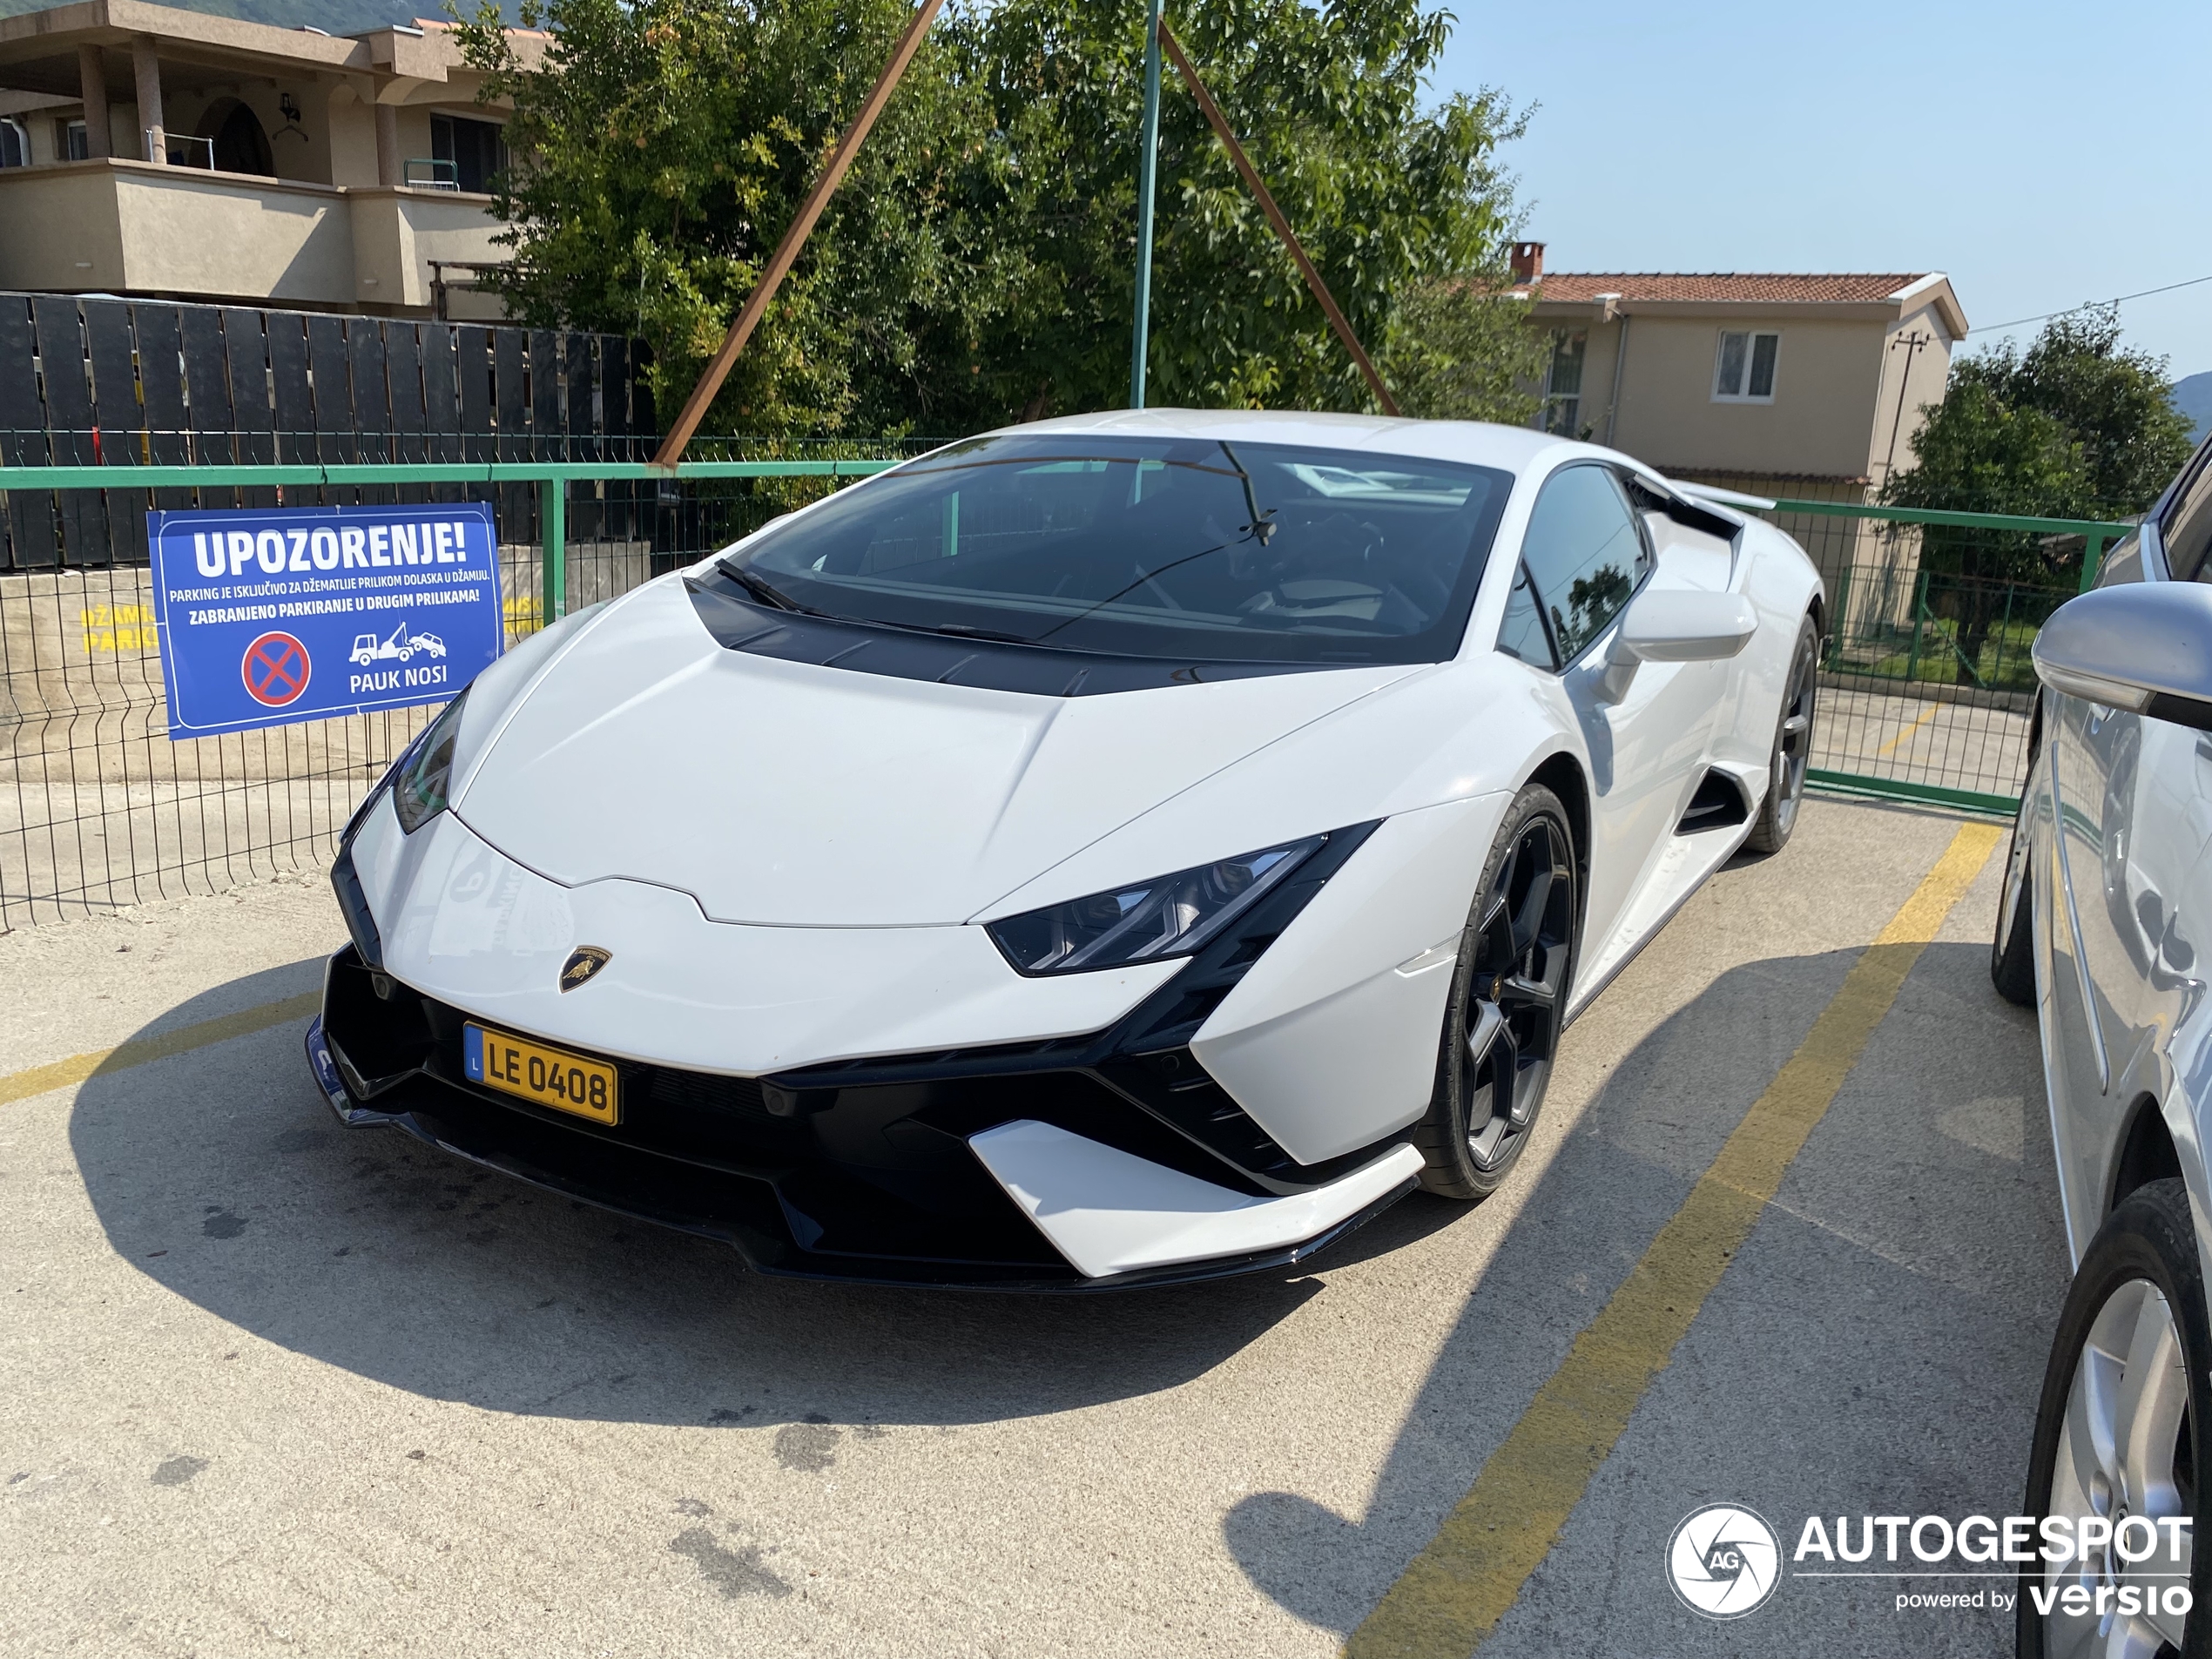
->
[[988, 837, 1324, 975], [390, 691, 469, 833]]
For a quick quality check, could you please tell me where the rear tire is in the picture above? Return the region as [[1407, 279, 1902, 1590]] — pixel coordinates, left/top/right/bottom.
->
[[1992, 773, 2039, 1007], [1413, 784, 1578, 1200], [1743, 614, 1819, 855], [2018, 1178, 2210, 1658]]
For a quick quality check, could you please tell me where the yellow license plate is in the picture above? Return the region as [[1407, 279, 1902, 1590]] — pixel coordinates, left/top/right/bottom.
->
[[464, 1023, 620, 1125]]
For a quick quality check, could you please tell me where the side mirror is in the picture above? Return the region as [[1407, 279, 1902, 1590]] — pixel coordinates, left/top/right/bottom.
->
[[1599, 589, 1757, 701], [2033, 582, 2212, 732]]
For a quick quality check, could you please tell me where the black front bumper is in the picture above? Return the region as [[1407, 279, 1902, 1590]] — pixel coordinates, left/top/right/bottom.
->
[[307, 931, 1411, 1291]]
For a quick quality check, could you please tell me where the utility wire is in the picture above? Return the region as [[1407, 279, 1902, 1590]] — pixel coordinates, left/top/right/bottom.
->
[[1978, 273, 2212, 334]]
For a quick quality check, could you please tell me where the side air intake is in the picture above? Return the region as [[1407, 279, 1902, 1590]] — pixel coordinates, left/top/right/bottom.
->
[[1677, 769, 1751, 834]]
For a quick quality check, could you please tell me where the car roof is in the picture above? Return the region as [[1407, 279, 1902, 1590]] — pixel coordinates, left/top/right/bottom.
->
[[991, 407, 1584, 475]]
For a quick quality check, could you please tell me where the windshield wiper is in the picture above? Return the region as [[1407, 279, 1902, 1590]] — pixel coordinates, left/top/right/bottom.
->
[[718, 562, 806, 613]]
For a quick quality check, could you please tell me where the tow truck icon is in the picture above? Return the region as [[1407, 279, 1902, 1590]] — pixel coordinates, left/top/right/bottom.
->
[[348, 622, 447, 666]]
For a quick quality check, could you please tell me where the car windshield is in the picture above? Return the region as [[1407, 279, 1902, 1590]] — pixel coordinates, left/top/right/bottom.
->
[[721, 434, 1514, 665]]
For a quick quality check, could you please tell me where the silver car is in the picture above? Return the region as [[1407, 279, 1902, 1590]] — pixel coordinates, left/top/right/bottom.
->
[[1998, 431, 2212, 1656]]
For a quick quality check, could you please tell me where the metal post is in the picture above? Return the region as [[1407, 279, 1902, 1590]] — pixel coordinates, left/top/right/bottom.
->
[[541, 476, 566, 625], [2079, 532, 2107, 594], [1130, 0, 1164, 410], [1826, 562, 1851, 671], [1997, 581, 2016, 684], [1905, 569, 1929, 684], [1879, 329, 1932, 488]]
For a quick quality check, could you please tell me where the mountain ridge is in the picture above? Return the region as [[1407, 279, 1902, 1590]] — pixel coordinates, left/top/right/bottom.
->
[[2175, 371, 2212, 445]]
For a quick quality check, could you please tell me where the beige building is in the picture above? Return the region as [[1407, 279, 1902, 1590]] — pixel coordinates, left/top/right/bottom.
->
[[1508, 245, 1969, 500], [0, 0, 540, 317]]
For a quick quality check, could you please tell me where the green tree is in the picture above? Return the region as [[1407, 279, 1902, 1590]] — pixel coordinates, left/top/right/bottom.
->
[[1389, 273, 1547, 424], [959, 0, 1534, 420], [1883, 303, 2195, 678], [455, 0, 1534, 437], [454, 0, 995, 435], [1886, 304, 2194, 565]]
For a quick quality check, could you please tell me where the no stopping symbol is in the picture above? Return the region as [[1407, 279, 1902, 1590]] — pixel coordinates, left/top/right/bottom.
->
[[241, 631, 312, 708]]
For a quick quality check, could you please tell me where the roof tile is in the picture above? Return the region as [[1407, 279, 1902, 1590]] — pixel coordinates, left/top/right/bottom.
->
[[1526, 273, 1927, 305]]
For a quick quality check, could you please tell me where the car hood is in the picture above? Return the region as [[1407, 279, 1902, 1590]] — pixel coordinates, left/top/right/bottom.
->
[[453, 578, 1417, 927]]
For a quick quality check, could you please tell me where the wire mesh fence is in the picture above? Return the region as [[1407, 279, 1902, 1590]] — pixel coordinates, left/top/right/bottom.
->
[[0, 455, 2132, 930], [0, 449, 942, 930], [1743, 496, 2123, 814]]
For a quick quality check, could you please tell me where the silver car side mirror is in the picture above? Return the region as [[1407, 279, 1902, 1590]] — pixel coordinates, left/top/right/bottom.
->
[[1600, 589, 1757, 702], [2033, 582, 2212, 732]]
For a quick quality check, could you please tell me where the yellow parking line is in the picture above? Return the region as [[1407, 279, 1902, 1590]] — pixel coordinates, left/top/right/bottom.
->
[[0, 991, 320, 1108], [1344, 820, 2004, 1658], [1875, 704, 1939, 757]]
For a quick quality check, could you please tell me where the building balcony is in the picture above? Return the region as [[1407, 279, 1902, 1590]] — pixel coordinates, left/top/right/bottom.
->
[[0, 154, 507, 316]]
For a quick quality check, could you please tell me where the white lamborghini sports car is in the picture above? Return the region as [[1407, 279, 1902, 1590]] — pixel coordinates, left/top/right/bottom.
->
[[306, 411, 1824, 1288]]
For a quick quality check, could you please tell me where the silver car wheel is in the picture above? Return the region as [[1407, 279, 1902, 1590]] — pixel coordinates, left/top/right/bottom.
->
[[2040, 1276, 2194, 1657]]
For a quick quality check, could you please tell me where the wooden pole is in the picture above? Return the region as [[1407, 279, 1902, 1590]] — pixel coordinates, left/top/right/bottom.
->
[[651, 0, 946, 469], [1157, 18, 1400, 418]]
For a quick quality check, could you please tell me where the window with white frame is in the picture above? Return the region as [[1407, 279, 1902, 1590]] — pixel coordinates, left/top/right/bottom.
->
[[0, 118, 27, 168], [1712, 330, 1779, 402], [1535, 329, 1588, 436], [57, 118, 87, 161]]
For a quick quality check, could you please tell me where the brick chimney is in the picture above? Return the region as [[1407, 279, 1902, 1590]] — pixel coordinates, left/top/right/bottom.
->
[[1509, 241, 1544, 285]]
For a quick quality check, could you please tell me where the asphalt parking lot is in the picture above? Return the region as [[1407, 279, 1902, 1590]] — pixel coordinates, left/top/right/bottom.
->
[[0, 796, 2066, 1658]]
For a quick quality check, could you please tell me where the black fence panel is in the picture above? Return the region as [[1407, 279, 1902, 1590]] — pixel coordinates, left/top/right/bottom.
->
[[0, 299, 56, 567], [83, 300, 147, 566], [224, 307, 280, 509], [34, 297, 104, 566], [134, 304, 192, 517], [0, 293, 651, 572]]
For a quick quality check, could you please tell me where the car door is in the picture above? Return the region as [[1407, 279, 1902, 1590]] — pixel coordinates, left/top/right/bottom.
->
[[2046, 445, 2212, 1131], [1511, 462, 1729, 971]]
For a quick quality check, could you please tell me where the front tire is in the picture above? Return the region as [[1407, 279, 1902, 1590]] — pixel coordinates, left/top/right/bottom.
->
[[2019, 1179, 2209, 1659], [1743, 614, 1819, 855], [1413, 784, 1578, 1200], [1992, 770, 2039, 1007]]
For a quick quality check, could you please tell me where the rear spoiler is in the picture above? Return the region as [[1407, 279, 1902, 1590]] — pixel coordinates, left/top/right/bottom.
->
[[1669, 481, 1776, 513], [1622, 475, 1755, 541]]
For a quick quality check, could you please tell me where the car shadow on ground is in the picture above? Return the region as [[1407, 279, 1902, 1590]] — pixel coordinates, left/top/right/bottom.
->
[[66, 929, 2065, 1651], [1219, 938, 2068, 1651], [68, 957, 1467, 1429]]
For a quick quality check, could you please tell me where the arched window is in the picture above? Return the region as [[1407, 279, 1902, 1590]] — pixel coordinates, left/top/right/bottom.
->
[[195, 97, 273, 177]]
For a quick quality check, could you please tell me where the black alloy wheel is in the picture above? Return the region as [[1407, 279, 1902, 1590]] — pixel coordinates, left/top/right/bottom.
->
[[1416, 784, 1578, 1199], [1745, 613, 1819, 854]]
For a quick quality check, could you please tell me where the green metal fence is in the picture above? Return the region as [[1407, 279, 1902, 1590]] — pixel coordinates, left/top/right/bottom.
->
[[1744, 496, 2130, 819], [0, 456, 2132, 927], [0, 455, 898, 929]]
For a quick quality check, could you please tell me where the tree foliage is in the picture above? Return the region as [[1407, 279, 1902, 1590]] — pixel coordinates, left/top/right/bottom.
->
[[454, 0, 1536, 437], [1887, 306, 2195, 523]]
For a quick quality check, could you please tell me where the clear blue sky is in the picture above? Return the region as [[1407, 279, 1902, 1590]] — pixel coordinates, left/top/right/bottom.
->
[[1430, 0, 2212, 382]]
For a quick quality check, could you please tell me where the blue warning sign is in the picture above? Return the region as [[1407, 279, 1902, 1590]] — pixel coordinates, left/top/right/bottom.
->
[[148, 503, 502, 738]]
